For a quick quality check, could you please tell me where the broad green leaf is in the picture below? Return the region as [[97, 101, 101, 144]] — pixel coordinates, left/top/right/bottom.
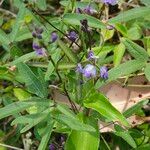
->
[[127, 25, 142, 40], [17, 63, 48, 98], [11, 109, 51, 133], [58, 40, 78, 63], [9, 3, 26, 42], [13, 88, 31, 101], [54, 114, 96, 132], [0, 29, 10, 47], [96, 60, 146, 88], [109, 7, 150, 24], [113, 43, 125, 67], [15, 27, 32, 42], [101, 29, 114, 41], [57, 104, 76, 118], [114, 125, 137, 148], [121, 38, 149, 61], [38, 121, 54, 150], [9, 52, 37, 66], [0, 98, 51, 120], [65, 117, 99, 150], [10, 44, 23, 58], [144, 63, 150, 81], [36, 0, 47, 11], [84, 92, 129, 127], [123, 99, 149, 117], [63, 13, 105, 29], [115, 24, 128, 37]]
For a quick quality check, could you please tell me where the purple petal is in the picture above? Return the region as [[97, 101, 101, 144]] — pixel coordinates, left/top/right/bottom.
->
[[83, 64, 96, 78], [100, 66, 108, 79], [51, 32, 58, 43]]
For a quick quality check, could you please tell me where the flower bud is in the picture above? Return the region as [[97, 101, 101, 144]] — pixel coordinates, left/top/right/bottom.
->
[[100, 66, 108, 79], [51, 32, 58, 43]]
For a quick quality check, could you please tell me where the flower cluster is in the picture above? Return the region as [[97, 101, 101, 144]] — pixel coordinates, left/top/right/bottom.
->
[[76, 63, 108, 79], [32, 42, 46, 56], [32, 27, 43, 39]]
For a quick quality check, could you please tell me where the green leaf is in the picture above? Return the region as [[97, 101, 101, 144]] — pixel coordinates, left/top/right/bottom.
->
[[96, 60, 146, 88], [58, 40, 78, 63], [144, 63, 150, 81], [57, 104, 76, 118], [84, 92, 129, 127], [11, 109, 51, 133], [109, 7, 150, 24], [45, 49, 61, 80], [13, 88, 31, 101], [58, 63, 76, 70], [113, 43, 125, 67], [0, 29, 10, 47], [123, 99, 149, 117], [0, 98, 52, 120], [121, 38, 149, 61], [9, 3, 26, 42], [38, 121, 54, 150], [9, 52, 37, 66], [127, 25, 142, 40], [114, 125, 137, 148], [17, 63, 48, 98], [54, 114, 96, 132], [15, 27, 32, 42], [36, 0, 47, 11], [65, 117, 99, 150], [63, 13, 105, 29], [101, 29, 114, 41]]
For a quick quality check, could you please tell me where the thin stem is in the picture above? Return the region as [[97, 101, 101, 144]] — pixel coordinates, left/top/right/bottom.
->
[[0, 143, 23, 150], [0, 8, 16, 17], [31, 7, 80, 48]]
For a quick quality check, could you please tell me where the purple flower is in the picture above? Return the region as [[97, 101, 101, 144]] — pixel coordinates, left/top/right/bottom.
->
[[83, 5, 96, 15], [35, 48, 46, 56], [100, 66, 108, 79], [32, 42, 41, 51], [32, 27, 43, 39], [35, 27, 43, 34], [51, 32, 58, 43], [32, 42, 46, 56], [49, 144, 55, 150], [76, 63, 83, 73], [88, 50, 95, 60], [68, 31, 77, 42], [102, 0, 117, 5], [83, 64, 96, 78]]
